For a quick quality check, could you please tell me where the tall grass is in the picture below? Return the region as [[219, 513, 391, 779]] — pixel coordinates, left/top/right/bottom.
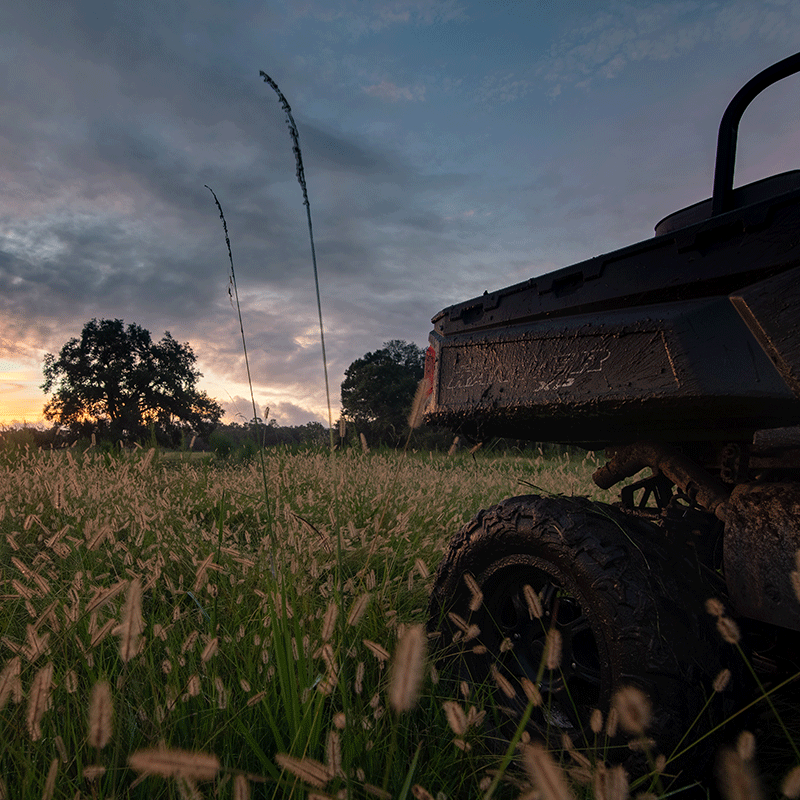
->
[[0, 445, 607, 797], [1, 446, 797, 797]]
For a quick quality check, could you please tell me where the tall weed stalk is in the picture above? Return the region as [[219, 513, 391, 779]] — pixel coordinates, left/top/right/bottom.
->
[[259, 71, 335, 451], [205, 185, 275, 551]]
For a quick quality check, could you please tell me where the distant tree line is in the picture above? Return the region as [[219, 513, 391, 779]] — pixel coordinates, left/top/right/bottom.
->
[[22, 320, 576, 455]]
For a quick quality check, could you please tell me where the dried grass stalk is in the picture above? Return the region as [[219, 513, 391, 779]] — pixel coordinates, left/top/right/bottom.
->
[[389, 623, 426, 713], [88, 680, 113, 749], [128, 748, 220, 780]]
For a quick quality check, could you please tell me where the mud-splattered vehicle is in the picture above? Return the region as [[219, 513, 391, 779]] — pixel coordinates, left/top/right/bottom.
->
[[424, 53, 800, 780]]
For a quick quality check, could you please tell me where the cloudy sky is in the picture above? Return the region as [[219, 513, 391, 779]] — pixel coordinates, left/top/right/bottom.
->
[[2, 0, 799, 427]]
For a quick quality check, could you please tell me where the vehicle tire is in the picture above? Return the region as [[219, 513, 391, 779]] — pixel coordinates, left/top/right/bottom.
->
[[428, 494, 738, 781]]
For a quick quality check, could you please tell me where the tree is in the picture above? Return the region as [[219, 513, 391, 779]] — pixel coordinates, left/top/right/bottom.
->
[[41, 318, 223, 442], [340, 340, 425, 444]]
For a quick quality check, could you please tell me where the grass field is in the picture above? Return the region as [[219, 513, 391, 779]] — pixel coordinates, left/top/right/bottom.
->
[[0, 444, 797, 799]]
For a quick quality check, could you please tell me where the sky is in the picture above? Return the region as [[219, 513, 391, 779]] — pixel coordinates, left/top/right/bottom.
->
[[2, 0, 799, 428]]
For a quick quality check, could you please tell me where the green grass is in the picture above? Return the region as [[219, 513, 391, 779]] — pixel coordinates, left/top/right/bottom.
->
[[0, 445, 797, 798]]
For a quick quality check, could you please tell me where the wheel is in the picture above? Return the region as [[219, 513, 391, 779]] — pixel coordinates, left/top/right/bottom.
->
[[428, 494, 737, 781]]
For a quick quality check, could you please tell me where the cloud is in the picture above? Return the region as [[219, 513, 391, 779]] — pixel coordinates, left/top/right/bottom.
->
[[363, 81, 426, 102], [288, 0, 467, 39], [535, 1, 800, 93], [474, 72, 532, 104], [267, 401, 328, 427]]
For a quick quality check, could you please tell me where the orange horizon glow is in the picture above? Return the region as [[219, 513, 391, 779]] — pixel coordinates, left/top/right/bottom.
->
[[0, 358, 329, 429]]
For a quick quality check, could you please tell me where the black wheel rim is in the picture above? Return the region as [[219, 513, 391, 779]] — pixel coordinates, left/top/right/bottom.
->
[[475, 561, 603, 738]]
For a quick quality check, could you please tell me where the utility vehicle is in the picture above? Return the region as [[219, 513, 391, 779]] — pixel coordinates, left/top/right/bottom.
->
[[425, 53, 800, 780]]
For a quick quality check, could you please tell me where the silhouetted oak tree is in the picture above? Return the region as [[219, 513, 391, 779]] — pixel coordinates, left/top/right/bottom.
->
[[340, 340, 424, 444], [42, 318, 223, 441]]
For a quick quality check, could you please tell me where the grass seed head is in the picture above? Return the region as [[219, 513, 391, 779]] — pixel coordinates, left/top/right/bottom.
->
[[716, 747, 764, 800], [388, 623, 426, 713], [200, 637, 218, 663], [605, 706, 619, 738], [347, 593, 370, 626], [524, 584, 543, 618], [612, 685, 651, 735], [88, 680, 113, 749], [128, 748, 221, 781], [363, 639, 390, 662], [442, 700, 468, 736], [83, 765, 107, 781], [118, 577, 144, 662], [545, 627, 562, 671], [713, 668, 732, 692], [408, 378, 430, 430], [705, 597, 726, 618], [521, 677, 542, 707], [274, 753, 332, 788], [27, 662, 54, 741], [325, 729, 342, 775], [321, 601, 338, 641], [782, 765, 800, 799], [521, 742, 575, 800], [590, 708, 603, 734], [491, 664, 516, 699], [233, 774, 251, 800], [42, 758, 58, 800], [736, 730, 756, 761], [592, 762, 628, 800], [717, 615, 741, 644], [0, 657, 22, 710], [463, 573, 483, 611]]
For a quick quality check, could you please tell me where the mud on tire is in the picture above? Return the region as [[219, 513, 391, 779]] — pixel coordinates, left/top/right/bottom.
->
[[428, 494, 738, 780]]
